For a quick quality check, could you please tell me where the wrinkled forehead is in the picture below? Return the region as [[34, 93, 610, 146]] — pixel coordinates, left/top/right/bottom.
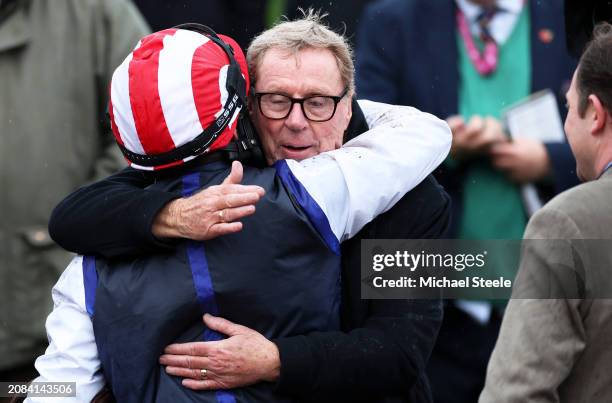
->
[[254, 47, 344, 94]]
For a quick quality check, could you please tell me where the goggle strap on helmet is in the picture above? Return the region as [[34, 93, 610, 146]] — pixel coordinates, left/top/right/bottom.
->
[[220, 111, 266, 167], [118, 90, 243, 167]]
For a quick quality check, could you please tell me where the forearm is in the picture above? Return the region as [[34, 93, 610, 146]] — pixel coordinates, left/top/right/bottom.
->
[[49, 167, 178, 258]]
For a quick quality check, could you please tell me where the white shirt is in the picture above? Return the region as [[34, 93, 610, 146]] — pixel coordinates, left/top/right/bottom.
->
[[27, 100, 451, 402], [456, 0, 524, 45]]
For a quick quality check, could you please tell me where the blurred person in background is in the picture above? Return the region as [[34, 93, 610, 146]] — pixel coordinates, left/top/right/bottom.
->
[[480, 22, 612, 403], [48, 11, 451, 403], [132, 0, 267, 51], [286, 0, 376, 46], [357, 1, 578, 402], [0, 0, 148, 390]]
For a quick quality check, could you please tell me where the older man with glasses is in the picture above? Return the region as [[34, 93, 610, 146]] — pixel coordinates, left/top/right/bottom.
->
[[48, 11, 451, 403]]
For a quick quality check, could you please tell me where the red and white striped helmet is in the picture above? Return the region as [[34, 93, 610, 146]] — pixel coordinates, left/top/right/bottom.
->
[[108, 28, 249, 170]]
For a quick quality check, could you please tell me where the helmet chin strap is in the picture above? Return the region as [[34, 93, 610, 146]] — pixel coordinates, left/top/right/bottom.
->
[[220, 109, 266, 168]]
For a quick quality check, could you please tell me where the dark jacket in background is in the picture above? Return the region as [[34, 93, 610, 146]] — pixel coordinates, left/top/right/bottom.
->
[[133, 0, 266, 51], [286, 0, 376, 46]]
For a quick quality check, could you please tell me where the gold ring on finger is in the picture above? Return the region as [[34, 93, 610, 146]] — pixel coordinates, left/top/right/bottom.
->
[[200, 368, 207, 380]]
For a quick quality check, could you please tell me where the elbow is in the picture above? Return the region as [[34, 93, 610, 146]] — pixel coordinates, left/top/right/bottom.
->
[[437, 118, 452, 161], [424, 113, 452, 168], [48, 204, 65, 247], [48, 200, 77, 252], [402, 106, 452, 163]]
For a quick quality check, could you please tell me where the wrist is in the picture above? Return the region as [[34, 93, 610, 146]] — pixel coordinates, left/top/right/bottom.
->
[[152, 199, 184, 238], [538, 148, 553, 180], [262, 341, 281, 382]]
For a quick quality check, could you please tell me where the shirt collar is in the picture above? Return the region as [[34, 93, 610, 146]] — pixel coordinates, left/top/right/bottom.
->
[[456, 0, 523, 22], [600, 161, 612, 178]]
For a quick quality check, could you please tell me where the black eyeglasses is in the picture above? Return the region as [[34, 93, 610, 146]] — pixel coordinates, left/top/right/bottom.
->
[[253, 87, 349, 122]]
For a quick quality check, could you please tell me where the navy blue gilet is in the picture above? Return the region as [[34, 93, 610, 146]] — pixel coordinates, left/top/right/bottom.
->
[[83, 160, 341, 402]]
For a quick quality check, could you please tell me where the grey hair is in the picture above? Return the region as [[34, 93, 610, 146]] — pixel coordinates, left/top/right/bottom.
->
[[246, 8, 355, 95]]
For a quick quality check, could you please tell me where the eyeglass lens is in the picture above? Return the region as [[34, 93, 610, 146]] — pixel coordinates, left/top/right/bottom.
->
[[259, 94, 337, 121]]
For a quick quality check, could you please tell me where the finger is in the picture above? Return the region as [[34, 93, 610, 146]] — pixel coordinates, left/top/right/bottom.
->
[[463, 125, 483, 142], [446, 115, 465, 133], [465, 115, 484, 134], [159, 354, 211, 369], [206, 184, 265, 197], [203, 313, 249, 336], [218, 206, 256, 223], [214, 193, 263, 210], [164, 342, 211, 356], [182, 379, 223, 391], [222, 161, 244, 185], [473, 135, 504, 152], [492, 156, 515, 170], [482, 117, 505, 138], [451, 129, 470, 147], [207, 222, 244, 238], [489, 143, 513, 157], [165, 366, 211, 380]]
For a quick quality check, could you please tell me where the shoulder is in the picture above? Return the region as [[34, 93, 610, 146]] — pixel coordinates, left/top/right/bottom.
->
[[542, 178, 609, 218], [526, 178, 612, 239]]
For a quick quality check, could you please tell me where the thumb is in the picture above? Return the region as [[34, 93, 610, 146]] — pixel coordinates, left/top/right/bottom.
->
[[222, 161, 243, 185], [203, 313, 247, 336]]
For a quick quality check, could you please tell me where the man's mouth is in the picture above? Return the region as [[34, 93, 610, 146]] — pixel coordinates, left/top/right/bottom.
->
[[283, 145, 310, 151], [280, 144, 314, 160]]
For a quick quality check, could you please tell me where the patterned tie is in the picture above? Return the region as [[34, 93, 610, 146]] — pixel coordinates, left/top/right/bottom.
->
[[476, 6, 499, 43], [456, 4, 505, 76]]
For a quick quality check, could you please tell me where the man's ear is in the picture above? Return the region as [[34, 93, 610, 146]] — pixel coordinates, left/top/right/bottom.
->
[[345, 94, 353, 122], [589, 94, 608, 136]]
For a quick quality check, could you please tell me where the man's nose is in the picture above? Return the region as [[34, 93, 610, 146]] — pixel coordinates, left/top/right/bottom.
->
[[284, 102, 308, 131]]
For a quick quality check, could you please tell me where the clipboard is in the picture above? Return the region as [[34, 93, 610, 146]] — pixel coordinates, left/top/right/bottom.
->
[[501, 90, 566, 216]]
